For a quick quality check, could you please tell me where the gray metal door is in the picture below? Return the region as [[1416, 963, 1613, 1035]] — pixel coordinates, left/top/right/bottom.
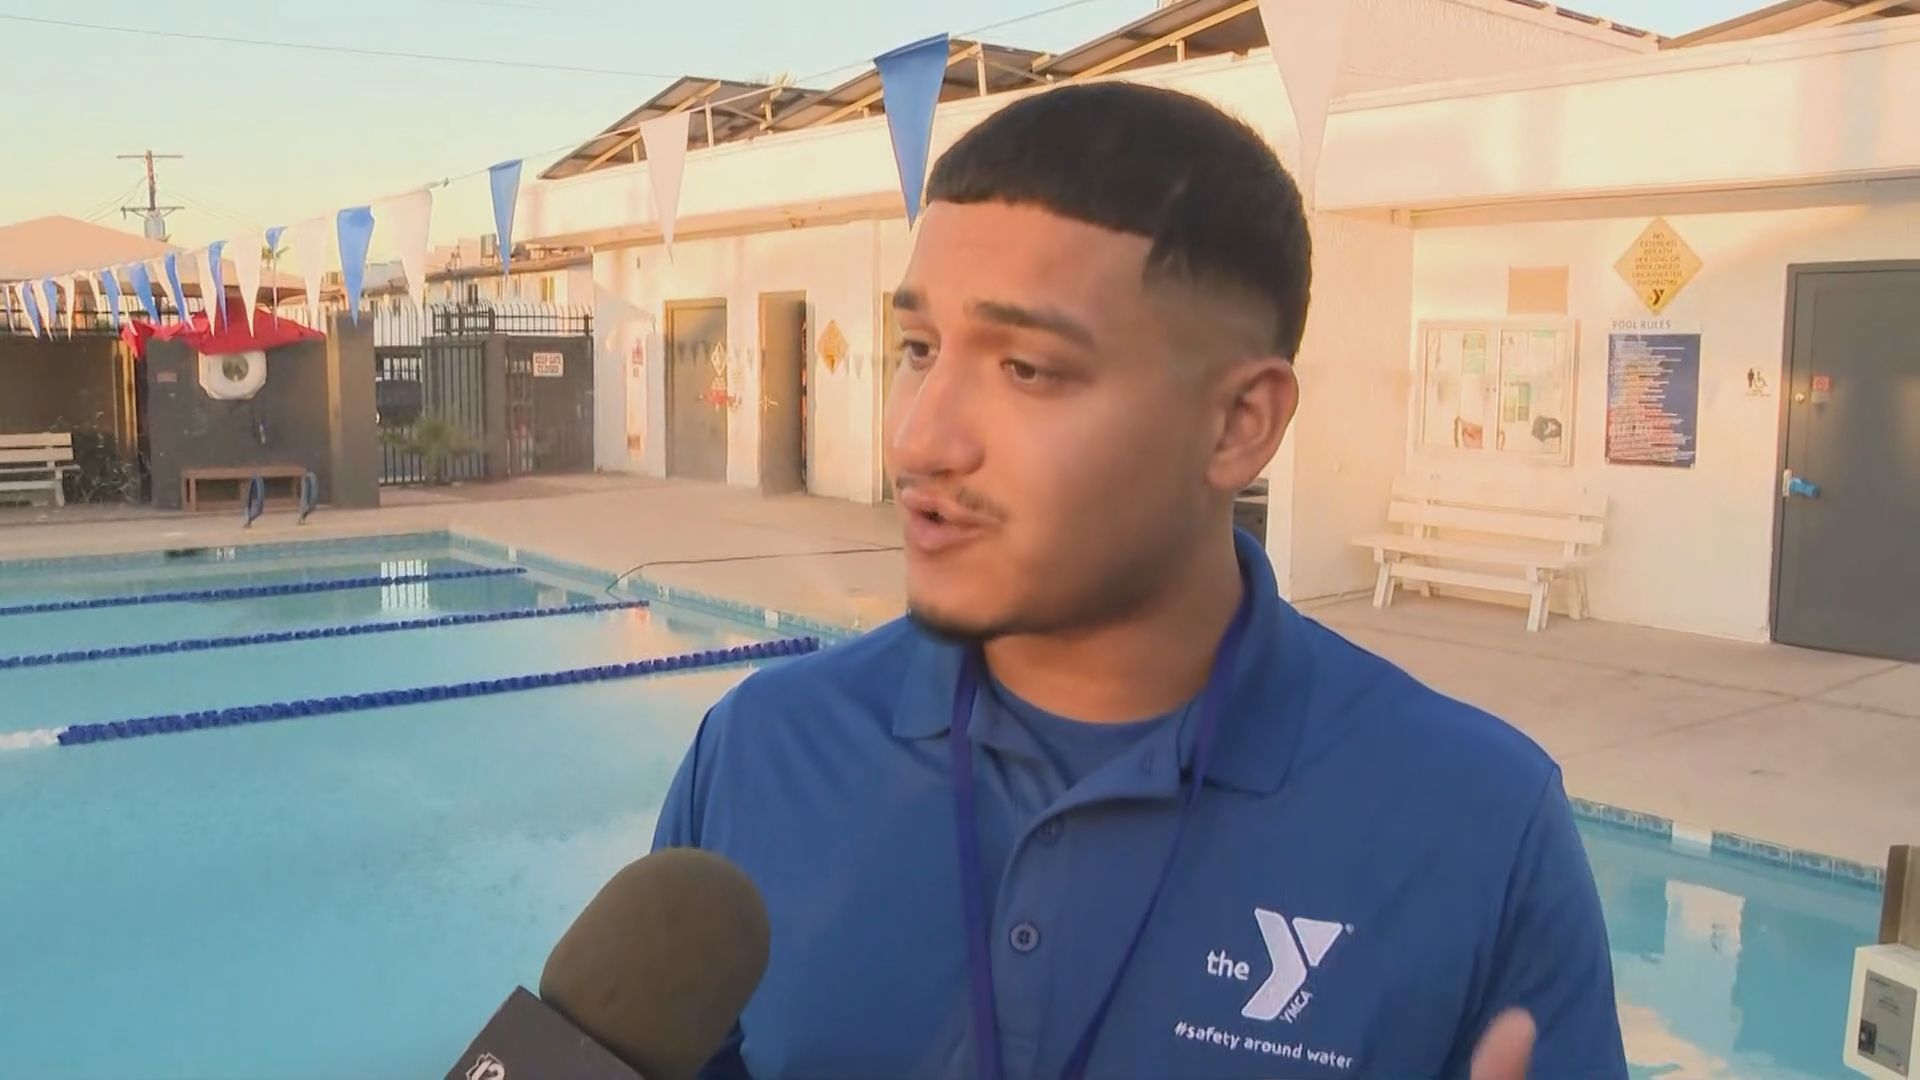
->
[[666, 300, 729, 482], [1775, 264, 1920, 661], [758, 292, 807, 494]]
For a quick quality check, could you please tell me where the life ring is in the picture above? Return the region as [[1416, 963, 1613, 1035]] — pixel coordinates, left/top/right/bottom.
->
[[199, 350, 268, 401]]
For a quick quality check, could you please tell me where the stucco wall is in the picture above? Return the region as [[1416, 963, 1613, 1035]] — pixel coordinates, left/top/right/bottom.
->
[[1406, 180, 1920, 640]]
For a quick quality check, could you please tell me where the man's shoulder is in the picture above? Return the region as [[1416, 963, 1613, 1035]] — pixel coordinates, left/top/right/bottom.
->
[[1291, 614, 1559, 810], [708, 617, 926, 730]]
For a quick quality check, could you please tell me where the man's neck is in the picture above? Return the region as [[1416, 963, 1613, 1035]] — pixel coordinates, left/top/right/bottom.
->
[[982, 534, 1246, 724]]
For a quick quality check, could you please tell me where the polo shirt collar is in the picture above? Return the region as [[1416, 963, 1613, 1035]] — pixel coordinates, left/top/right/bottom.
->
[[891, 528, 1312, 798]]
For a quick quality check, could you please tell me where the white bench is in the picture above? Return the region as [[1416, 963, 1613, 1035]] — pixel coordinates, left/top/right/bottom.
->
[[0, 433, 79, 508], [1353, 476, 1607, 632]]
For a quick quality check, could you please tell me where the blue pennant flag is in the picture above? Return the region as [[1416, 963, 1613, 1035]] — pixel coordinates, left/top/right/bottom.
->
[[41, 280, 60, 332], [128, 262, 159, 318], [264, 225, 285, 254], [98, 270, 124, 329], [162, 252, 188, 319], [875, 33, 951, 226], [489, 159, 522, 277], [205, 240, 228, 328], [336, 205, 376, 323], [20, 283, 44, 337]]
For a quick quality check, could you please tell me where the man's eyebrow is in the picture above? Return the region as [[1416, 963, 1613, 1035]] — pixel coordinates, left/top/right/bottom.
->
[[891, 288, 921, 311], [965, 299, 1097, 349]]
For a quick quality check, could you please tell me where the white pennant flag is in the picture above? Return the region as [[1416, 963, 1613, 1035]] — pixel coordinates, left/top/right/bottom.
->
[[639, 111, 692, 254], [67, 274, 83, 337], [17, 284, 41, 337], [1258, 0, 1350, 208], [384, 188, 434, 312], [289, 216, 331, 325], [231, 230, 265, 333]]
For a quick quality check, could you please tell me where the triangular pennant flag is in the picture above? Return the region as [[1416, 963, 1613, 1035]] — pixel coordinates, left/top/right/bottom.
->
[[203, 241, 228, 329], [41, 280, 62, 337], [66, 274, 82, 337], [18, 283, 43, 338], [98, 269, 124, 329], [489, 159, 523, 276], [231, 231, 264, 333], [160, 252, 191, 321], [874, 33, 950, 226], [385, 188, 433, 312], [128, 261, 160, 319], [289, 216, 330, 325], [1257, 0, 1350, 208], [336, 205, 377, 324], [639, 112, 691, 254], [263, 225, 286, 320]]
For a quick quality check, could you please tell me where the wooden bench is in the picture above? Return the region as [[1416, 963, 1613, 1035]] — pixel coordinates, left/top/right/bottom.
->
[[1354, 476, 1608, 632], [181, 465, 311, 513], [0, 433, 80, 508]]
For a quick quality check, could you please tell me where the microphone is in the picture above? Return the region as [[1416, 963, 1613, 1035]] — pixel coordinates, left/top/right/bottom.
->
[[446, 848, 771, 1080]]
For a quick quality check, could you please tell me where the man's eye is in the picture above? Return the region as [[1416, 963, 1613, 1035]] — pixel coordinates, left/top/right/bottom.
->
[[901, 341, 935, 369], [1003, 359, 1047, 383]]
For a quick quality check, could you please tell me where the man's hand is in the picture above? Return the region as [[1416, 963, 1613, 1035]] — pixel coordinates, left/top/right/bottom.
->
[[1469, 1009, 1536, 1080]]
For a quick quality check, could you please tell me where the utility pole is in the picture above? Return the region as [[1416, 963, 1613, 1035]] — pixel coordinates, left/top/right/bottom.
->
[[116, 150, 184, 242]]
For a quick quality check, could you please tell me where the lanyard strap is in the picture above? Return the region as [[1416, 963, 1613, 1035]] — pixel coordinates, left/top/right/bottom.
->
[[949, 591, 1253, 1080]]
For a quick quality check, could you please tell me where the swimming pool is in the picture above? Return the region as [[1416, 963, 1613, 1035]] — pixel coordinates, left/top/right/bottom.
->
[[0, 535, 1882, 1077]]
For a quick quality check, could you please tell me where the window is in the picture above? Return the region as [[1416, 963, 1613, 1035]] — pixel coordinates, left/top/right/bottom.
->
[[1416, 318, 1577, 465], [540, 276, 557, 303]]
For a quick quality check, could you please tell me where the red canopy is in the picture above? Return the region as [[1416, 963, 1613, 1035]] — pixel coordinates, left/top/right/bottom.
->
[[121, 299, 325, 361]]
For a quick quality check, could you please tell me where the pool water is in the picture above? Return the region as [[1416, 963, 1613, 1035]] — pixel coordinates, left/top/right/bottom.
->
[[0, 538, 789, 1077], [0, 538, 1883, 1078]]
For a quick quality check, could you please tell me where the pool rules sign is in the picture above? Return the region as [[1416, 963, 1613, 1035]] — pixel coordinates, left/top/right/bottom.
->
[[1615, 218, 1702, 314]]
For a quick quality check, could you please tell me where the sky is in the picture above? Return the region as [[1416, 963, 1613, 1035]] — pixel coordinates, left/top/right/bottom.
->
[[0, 0, 1761, 256]]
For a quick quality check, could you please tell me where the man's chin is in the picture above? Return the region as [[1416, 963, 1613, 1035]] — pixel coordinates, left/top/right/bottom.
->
[[904, 602, 1003, 646]]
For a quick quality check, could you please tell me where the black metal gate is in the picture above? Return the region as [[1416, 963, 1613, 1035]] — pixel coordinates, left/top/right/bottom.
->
[[496, 306, 594, 476], [374, 303, 486, 485]]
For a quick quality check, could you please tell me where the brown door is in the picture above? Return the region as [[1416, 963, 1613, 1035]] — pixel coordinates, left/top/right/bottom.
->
[[665, 300, 728, 482], [880, 291, 902, 501], [758, 292, 807, 494], [1774, 263, 1920, 662]]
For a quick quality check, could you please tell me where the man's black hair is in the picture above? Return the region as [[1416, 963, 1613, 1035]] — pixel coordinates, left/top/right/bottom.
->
[[925, 81, 1313, 360]]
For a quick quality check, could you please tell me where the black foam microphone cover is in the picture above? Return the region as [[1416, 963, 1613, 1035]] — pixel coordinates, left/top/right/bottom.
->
[[539, 848, 771, 1080]]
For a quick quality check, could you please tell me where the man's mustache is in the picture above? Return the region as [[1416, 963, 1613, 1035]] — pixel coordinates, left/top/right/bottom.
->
[[892, 474, 1009, 523]]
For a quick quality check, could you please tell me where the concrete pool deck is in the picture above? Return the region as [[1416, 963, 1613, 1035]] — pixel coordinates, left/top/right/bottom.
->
[[3, 475, 1912, 868]]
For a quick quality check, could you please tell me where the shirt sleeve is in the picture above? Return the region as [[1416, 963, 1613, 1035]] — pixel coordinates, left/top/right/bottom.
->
[[648, 710, 754, 1080], [1461, 768, 1627, 1078]]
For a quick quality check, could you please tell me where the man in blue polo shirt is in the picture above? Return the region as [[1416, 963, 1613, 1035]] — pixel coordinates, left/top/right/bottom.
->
[[654, 82, 1626, 1079]]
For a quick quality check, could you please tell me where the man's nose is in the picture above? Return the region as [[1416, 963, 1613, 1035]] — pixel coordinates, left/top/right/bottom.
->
[[889, 354, 985, 481]]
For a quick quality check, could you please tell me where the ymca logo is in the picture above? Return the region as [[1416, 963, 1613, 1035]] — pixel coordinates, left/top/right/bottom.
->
[[1206, 908, 1346, 1023]]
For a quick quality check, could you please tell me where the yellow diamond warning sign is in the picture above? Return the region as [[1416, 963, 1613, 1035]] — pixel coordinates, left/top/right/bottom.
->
[[1614, 218, 1702, 314], [818, 320, 848, 374]]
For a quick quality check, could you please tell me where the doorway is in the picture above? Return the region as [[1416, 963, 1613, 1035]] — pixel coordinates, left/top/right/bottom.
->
[[758, 292, 807, 494], [664, 299, 728, 482], [1773, 262, 1920, 662]]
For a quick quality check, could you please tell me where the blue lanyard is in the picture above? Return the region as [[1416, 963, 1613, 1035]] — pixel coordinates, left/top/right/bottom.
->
[[948, 590, 1253, 1080]]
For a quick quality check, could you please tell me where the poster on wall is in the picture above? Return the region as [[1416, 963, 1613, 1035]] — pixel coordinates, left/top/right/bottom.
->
[[1606, 319, 1700, 467], [1417, 318, 1575, 465]]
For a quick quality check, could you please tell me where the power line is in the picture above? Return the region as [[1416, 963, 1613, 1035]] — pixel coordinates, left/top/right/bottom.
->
[[168, 189, 260, 229], [0, 13, 684, 80]]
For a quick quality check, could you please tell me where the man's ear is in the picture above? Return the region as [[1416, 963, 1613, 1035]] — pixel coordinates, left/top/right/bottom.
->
[[1208, 357, 1296, 494]]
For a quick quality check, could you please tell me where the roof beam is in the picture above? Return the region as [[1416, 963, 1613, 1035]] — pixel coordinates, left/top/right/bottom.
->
[[1811, 0, 1917, 25], [804, 42, 981, 130], [577, 80, 723, 174], [1064, 0, 1257, 81]]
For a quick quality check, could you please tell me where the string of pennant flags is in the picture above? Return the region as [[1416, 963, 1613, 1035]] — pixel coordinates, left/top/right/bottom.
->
[[3, 0, 1347, 343]]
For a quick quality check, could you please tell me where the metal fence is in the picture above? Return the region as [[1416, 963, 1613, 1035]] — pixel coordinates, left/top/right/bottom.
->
[[369, 302, 487, 486]]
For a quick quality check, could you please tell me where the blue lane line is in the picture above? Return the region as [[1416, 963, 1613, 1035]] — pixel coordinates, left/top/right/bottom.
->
[[0, 600, 650, 671], [0, 567, 526, 618], [55, 636, 822, 748]]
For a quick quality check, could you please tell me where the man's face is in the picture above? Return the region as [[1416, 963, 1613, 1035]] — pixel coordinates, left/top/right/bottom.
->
[[885, 201, 1262, 639]]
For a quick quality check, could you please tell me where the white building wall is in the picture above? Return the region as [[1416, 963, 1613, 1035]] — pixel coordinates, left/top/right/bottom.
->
[[526, 0, 1645, 511], [1407, 180, 1920, 641]]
